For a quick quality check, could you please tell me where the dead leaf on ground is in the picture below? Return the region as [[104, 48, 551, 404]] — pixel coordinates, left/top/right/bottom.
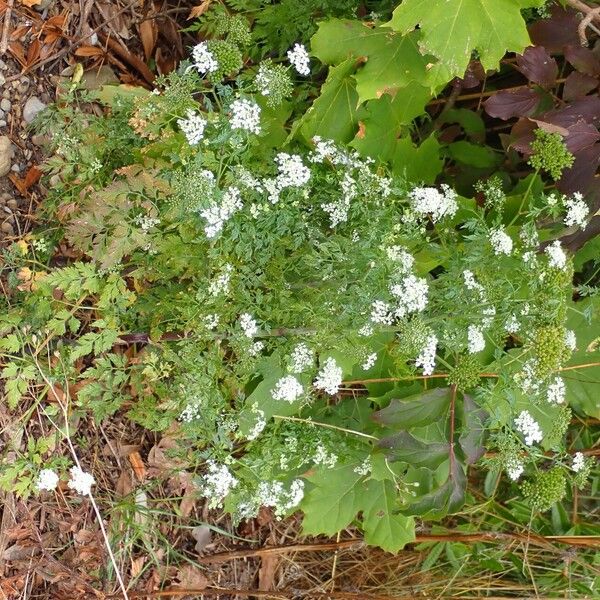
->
[[19, 0, 42, 7], [139, 18, 158, 61], [190, 525, 212, 553], [128, 450, 146, 482], [188, 0, 212, 20], [175, 565, 208, 588]]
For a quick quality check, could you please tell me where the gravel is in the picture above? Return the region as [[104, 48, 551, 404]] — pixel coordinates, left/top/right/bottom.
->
[[0, 136, 14, 177], [23, 96, 47, 124]]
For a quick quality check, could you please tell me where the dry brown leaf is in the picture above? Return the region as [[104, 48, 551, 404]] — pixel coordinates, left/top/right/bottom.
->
[[188, 0, 212, 20], [130, 556, 146, 579], [26, 38, 41, 67], [19, 0, 42, 7], [75, 45, 105, 57], [128, 450, 146, 482], [190, 525, 212, 553], [175, 565, 208, 589], [139, 18, 158, 61]]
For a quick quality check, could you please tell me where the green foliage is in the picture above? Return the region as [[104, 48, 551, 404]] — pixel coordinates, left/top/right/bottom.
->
[[528, 129, 575, 181]]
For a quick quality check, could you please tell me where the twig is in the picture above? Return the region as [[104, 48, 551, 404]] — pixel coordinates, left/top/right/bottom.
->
[[0, 0, 14, 55], [566, 0, 600, 44], [197, 532, 600, 565]]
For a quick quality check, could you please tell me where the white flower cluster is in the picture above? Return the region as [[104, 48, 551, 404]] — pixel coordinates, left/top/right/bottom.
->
[[230, 99, 261, 135], [209, 264, 234, 296], [504, 314, 520, 334], [287, 43, 310, 76], [199, 460, 238, 509], [545, 240, 567, 270], [290, 342, 313, 373], [386, 245, 414, 273], [200, 186, 243, 238], [564, 192, 588, 229], [309, 136, 355, 166], [37, 468, 59, 491], [463, 270, 484, 293], [313, 357, 343, 395], [275, 153, 311, 188], [572, 451, 585, 473], [505, 456, 524, 481], [565, 329, 576, 351], [239, 312, 258, 338], [353, 457, 372, 476], [518, 358, 541, 395], [489, 228, 513, 256], [389, 274, 429, 318], [362, 352, 377, 371], [192, 41, 218, 74], [415, 334, 438, 375], [514, 410, 543, 446], [179, 401, 202, 422], [370, 300, 392, 325], [467, 324, 485, 353], [257, 479, 305, 517], [247, 405, 266, 441], [546, 376, 565, 404], [204, 313, 219, 330], [177, 109, 207, 145], [67, 466, 95, 496], [322, 195, 351, 228], [409, 184, 458, 222], [271, 375, 304, 403], [313, 444, 338, 468], [134, 214, 160, 232]]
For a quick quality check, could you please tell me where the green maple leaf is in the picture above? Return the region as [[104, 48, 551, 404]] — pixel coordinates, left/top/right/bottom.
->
[[301, 462, 416, 552], [387, 0, 544, 79], [362, 479, 415, 553]]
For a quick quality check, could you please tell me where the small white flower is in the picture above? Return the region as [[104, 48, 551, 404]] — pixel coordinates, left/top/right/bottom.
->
[[409, 185, 458, 222], [467, 325, 485, 354], [249, 340, 265, 356], [390, 274, 429, 317], [209, 264, 234, 296], [314, 357, 343, 395], [505, 456, 524, 481], [275, 153, 311, 188], [271, 375, 304, 403], [199, 460, 238, 509], [545, 240, 568, 270], [37, 468, 59, 492], [546, 376, 565, 404], [564, 329, 576, 351], [386, 245, 414, 273], [415, 334, 437, 375], [239, 313, 258, 338], [505, 314, 520, 334], [247, 406, 266, 441], [177, 109, 207, 145], [463, 270, 484, 293], [358, 323, 374, 337], [230, 99, 261, 135], [370, 300, 393, 325], [572, 451, 585, 473], [362, 352, 377, 371], [313, 444, 338, 468], [287, 43, 310, 76], [489, 228, 513, 256], [179, 401, 201, 422], [200, 187, 243, 239], [290, 343, 313, 373], [564, 193, 589, 229], [353, 457, 372, 476], [192, 42, 218, 74], [514, 410, 543, 446], [67, 466, 95, 496]]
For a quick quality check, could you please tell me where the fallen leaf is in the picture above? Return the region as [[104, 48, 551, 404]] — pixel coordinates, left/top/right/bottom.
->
[[19, 0, 42, 7], [188, 0, 212, 20], [128, 450, 146, 482], [139, 18, 158, 61], [175, 565, 208, 588], [190, 525, 212, 553]]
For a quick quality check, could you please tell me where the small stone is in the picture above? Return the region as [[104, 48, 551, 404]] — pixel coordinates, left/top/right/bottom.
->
[[31, 134, 49, 146], [0, 59, 7, 70], [1, 222, 14, 235], [0, 120, 7, 128], [0, 136, 14, 177], [0, 74, 5, 87], [23, 96, 47, 124], [7, 198, 17, 210], [10, 80, 18, 89], [10, 164, 20, 173], [1, 99, 11, 112], [2, 89, 10, 99], [49, 174, 61, 187]]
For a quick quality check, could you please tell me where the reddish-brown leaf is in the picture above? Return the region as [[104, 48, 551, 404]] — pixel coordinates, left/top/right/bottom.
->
[[128, 451, 146, 482], [460, 61, 485, 89], [539, 96, 600, 128], [75, 45, 105, 57], [484, 88, 540, 120], [563, 71, 598, 102], [528, 6, 580, 53], [139, 18, 158, 61], [515, 46, 557, 88], [188, 0, 212, 20], [558, 144, 600, 194], [26, 38, 41, 67], [564, 45, 600, 78], [8, 41, 26, 67], [563, 120, 600, 154]]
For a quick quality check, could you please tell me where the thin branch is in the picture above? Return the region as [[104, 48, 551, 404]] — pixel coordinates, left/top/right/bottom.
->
[[566, 0, 600, 44]]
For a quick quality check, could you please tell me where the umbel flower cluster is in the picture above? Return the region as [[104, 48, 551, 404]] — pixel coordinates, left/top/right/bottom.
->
[[28, 33, 594, 527]]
